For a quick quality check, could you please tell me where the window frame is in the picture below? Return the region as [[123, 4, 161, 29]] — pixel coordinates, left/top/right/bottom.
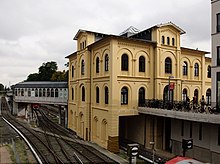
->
[[104, 54, 109, 71], [81, 60, 85, 75], [217, 46, 220, 66], [121, 86, 128, 105], [162, 36, 165, 44], [172, 38, 175, 46], [165, 57, 172, 74], [139, 56, 145, 72], [217, 13, 220, 32], [167, 37, 170, 45], [194, 63, 199, 77], [183, 61, 188, 76], [206, 89, 211, 105], [72, 87, 74, 100], [82, 86, 85, 101], [96, 57, 100, 73], [72, 65, 74, 78], [121, 54, 129, 71], [96, 87, 99, 103], [207, 65, 211, 78], [138, 87, 145, 105], [105, 86, 109, 104]]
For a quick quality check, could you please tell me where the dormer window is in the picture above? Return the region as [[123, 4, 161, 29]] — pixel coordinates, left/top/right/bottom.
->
[[162, 36, 165, 44], [167, 37, 170, 45], [172, 38, 175, 46]]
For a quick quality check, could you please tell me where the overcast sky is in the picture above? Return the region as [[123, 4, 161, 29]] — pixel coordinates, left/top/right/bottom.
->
[[0, 0, 211, 87]]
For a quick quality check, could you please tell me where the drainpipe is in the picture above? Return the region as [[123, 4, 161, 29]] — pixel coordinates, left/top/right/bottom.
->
[[89, 48, 92, 141]]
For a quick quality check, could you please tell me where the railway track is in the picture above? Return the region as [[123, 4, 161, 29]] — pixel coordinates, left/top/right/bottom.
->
[[36, 108, 118, 163], [1, 97, 118, 163]]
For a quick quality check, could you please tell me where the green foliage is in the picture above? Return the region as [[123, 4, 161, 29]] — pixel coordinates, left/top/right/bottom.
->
[[26, 73, 39, 81], [51, 70, 68, 81], [0, 83, 4, 91], [26, 61, 68, 81]]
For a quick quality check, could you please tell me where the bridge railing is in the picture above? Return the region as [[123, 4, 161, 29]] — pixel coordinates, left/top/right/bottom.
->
[[138, 99, 220, 114], [14, 96, 67, 105]]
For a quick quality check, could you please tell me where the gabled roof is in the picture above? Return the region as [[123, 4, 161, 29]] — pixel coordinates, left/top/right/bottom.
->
[[73, 29, 108, 40], [155, 22, 186, 34]]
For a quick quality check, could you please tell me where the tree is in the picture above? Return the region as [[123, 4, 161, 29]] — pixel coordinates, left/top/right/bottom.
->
[[0, 83, 4, 91], [38, 61, 58, 81], [51, 70, 68, 81], [26, 73, 39, 81]]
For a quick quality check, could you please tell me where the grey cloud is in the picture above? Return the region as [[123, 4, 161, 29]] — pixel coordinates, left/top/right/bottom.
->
[[0, 0, 211, 86]]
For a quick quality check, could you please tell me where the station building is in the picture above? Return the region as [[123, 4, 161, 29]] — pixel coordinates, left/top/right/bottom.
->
[[66, 22, 213, 162]]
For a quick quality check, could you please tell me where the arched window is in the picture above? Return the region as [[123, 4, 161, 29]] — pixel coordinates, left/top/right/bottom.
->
[[206, 89, 211, 105], [72, 65, 74, 78], [105, 86, 109, 104], [21, 89, 24, 96], [139, 56, 145, 72], [138, 87, 145, 106], [207, 65, 211, 78], [47, 88, 50, 97], [167, 37, 170, 45], [105, 54, 109, 71], [183, 61, 188, 76], [101, 119, 107, 141], [121, 54, 128, 71], [81, 60, 85, 75], [172, 38, 175, 46], [121, 87, 128, 105], [42, 88, 46, 97], [93, 117, 98, 138], [82, 86, 85, 101], [194, 89, 199, 103], [162, 36, 165, 44], [96, 87, 99, 103], [35, 88, 38, 97], [28, 89, 31, 97], [72, 88, 74, 100], [55, 88, 59, 97], [194, 63, 199, 76], [182, 88, 187, 101], [165, 57, 172, 73], [39, 88, 42, 97], [15, 89, 17, 96], [96, 57, 100, 73], [51, 88, 54, 97]]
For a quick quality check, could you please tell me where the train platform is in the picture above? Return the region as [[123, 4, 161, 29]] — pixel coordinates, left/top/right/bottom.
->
[[86, 142, 129, 163]]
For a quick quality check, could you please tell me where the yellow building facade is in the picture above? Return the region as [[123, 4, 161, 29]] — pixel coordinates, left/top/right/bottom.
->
[[66, 22, 211, 153]]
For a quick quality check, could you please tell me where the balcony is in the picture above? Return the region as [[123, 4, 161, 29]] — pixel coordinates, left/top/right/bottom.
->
[[138, 99, 220, 124]]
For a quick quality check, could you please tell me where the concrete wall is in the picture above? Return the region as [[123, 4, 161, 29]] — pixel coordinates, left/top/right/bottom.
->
[[171, 118, 220, 163]]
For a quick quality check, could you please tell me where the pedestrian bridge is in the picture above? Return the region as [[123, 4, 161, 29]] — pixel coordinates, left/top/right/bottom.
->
[[12, 81, 68, 105]]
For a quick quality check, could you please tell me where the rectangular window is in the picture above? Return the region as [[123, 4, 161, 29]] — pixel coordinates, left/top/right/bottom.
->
[[72, 66, 74, 78], [217, 13, 220, 32], [181, 120, 184, 136], [217, 72, 220, 105], [217, 47, 220, 66], [199, 123, 202, 140]]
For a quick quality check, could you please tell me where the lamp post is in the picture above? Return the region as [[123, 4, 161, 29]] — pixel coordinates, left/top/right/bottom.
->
[[168, 76, 174, 103], [181, 80, 185, 101], [150, 141, 155, 163]]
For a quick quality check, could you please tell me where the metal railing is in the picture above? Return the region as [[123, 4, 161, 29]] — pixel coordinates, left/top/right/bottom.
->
[[139, 99, 220, 114], [14, 96, 67, 105]]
